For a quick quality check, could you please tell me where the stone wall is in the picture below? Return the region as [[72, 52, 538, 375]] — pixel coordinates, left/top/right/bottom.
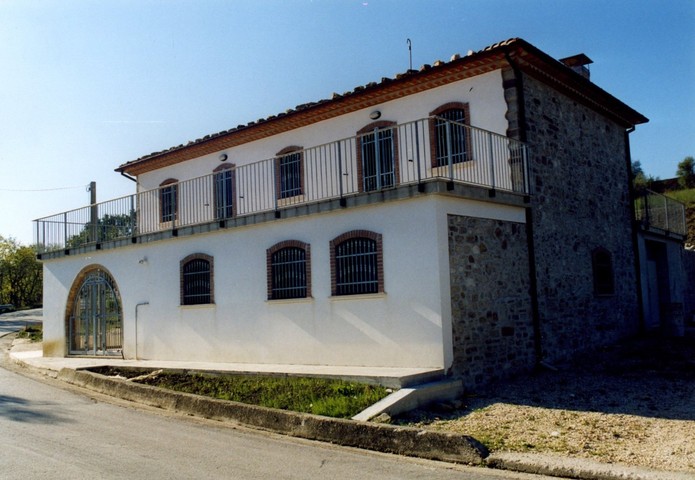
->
[[681, 248, 695, 325], [519, 74, 640, 362], [448, 214, 535, 388]]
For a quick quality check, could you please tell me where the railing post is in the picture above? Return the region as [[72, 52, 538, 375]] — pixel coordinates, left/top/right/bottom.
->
[[272, 158, 278, 213], [130, 194, 136, 236], [63, 212, 68, 249], [488, 132, 496, 190], [414, 121, 422, 185], [445, 121, 454, 181], [337, 142, 344, 199]]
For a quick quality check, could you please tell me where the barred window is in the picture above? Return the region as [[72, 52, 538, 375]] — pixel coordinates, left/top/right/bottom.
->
[[592, 248, 615, 296], [279, 151, 303, 198], [181, 254, 213, 305], [214, 166, 234, 219], [160, 179, 178, 223], [356, 122, 399, 193], [331, 231, 383, 296], [267, 241, 310, 300], [433, 108, 468, 167]]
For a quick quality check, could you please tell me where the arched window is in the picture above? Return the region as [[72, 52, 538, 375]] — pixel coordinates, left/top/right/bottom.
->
[[159, 178, 178, 223], [429, 103, 471, 167], [267, 240, 311, 300], [356, 121, 399, 192], [330, 230, 384, 296], [213, 164, 235, 220], [592, 248, 615, 296], [180, 254, 214, 305], [275, 146, 304, 199]]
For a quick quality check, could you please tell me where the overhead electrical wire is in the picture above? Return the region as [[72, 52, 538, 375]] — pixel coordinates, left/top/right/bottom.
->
[[0, 184, 88, 192]]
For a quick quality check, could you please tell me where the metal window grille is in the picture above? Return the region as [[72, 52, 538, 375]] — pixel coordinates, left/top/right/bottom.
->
[[214, 170, 234, 219], [160, 184, 177, 222], [335, 237, 378, 295], [361, 127, 395, 191], [182, 259, 211, 305], [435, 109, 468, 167], [270, 247, 307, 299], [279, 152, 302, 198]]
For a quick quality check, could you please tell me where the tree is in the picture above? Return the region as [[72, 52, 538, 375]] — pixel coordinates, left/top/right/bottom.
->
[[631, 160, 659, 192], [67, 212, 135, 248], [0, 236, 43, 308], [676, 156, 695, 189]]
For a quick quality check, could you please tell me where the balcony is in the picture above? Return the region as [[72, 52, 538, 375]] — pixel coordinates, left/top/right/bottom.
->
[[34, 117, 529, 254], [634, 189, 687, 237]]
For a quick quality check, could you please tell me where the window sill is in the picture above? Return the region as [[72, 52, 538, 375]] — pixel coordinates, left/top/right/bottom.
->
[[179, 303, 216, 309], [266, 297, 314, 305], [330, 292, 387, 301], [431, 159, 475, 176], [277, 194, 305, 207]]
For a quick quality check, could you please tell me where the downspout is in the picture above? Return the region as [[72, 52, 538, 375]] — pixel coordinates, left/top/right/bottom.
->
[[120, 171, 137, 182], [625, 126, 645, 332], [134, 302, 149, 360], [505, 51, 544, 366]]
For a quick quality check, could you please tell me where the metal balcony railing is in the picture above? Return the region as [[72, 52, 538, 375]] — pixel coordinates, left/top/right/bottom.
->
[[34, 117, 529, 253], [634, 189, 687, 236]]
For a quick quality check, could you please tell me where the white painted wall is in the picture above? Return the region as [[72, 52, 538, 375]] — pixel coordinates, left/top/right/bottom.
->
[[136, 70, 507, 190], [42, 194, 525, 369]]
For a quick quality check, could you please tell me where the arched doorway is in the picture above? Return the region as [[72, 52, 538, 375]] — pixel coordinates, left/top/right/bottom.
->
[[66, 266, 123, 356]]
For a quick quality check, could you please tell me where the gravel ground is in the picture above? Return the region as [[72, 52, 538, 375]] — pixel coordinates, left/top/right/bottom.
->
[[398, 334, 695, 473]]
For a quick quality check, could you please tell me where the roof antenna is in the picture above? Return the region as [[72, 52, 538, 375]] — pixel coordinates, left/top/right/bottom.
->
[[407, 38, 412, 71]]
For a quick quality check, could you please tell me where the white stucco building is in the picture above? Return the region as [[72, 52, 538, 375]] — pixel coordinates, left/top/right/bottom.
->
[[37, 38, 675, 388]]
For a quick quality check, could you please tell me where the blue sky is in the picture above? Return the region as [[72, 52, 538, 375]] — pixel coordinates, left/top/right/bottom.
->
[[1, 0, 693, 244]]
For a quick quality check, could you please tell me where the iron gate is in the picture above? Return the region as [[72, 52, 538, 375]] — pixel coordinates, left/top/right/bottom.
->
[[68, 269, 122, 356]]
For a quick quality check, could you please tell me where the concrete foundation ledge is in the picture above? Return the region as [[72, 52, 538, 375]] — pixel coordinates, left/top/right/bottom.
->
[[57, 368, 488, 465], [486, 452, 694, 480]]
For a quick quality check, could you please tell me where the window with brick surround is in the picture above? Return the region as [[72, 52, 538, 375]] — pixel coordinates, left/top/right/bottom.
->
[[213, 164, 235, 219], [592, 248, 615, 296], [356, 122, 399, 192], [267, 241, 310, 300], [429, 103, 471, 168], [275, 147, 303, 199], [330, 230, 384, 296], [159, 179, 178, 223], [180, 254, 214, 305]]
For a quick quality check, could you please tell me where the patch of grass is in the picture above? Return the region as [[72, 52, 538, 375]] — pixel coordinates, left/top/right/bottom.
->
[[136, 372, 390, 418], [664, 188, 695, 205], [16, 324, 42, 342]]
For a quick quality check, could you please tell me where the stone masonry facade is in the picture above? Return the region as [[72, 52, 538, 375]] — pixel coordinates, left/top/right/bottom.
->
[[448, 214, 535, 388], [519, 74, 640, 362]]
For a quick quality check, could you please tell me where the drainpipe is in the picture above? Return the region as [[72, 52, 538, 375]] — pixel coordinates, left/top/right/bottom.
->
[[505, 51, 543, 366], [120, 171, 137, 182], [624, 126, 645, 333], [134, 302, 149, 360]]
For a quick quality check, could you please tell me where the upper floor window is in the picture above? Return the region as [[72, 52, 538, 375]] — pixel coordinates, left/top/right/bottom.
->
[[214, 164, 235, 219], [159, 179, 178, 223], [330, 230, 384, 296], [276, 147, 303, 199], [357, 122, 399, 192], [430, 103, 471, 168], [181, 254, 214, 305], [267, 241, 311, 300], [592, 248, 615, 296]]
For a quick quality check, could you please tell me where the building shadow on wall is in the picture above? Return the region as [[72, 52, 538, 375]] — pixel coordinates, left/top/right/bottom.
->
[[398, 333, 695, 422]]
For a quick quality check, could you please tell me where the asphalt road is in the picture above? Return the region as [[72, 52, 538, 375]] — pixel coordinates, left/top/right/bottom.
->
[[0, 313, 557, 480], [0, 308, 42, 337]]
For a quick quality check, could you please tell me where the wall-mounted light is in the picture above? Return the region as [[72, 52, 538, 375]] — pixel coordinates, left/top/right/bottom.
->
[[219, 153, 228, 162], [138, 256, 148, 265], [369, 110, 381, 120]]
